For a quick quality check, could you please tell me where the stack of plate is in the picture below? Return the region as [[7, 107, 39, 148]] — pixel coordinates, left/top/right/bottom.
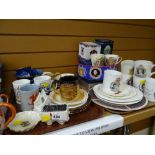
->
[[50, 89, 91, 114], [90, 84, 148, 113]]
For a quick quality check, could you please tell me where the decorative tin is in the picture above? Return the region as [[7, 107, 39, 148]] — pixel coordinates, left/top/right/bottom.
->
[[79, 42, 101, 65], [95, 39, 114, 54], [78, 63, 117, 82]]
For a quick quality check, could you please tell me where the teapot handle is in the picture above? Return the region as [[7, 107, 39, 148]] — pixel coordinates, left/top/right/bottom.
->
[[0, 103, 16, 129]]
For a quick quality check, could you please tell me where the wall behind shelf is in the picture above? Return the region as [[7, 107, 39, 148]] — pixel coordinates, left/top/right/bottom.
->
[[0, 19, 155, 134]]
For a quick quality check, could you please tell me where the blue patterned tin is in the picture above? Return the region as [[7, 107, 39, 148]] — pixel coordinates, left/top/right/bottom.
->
[[78, 63, 117, 82]]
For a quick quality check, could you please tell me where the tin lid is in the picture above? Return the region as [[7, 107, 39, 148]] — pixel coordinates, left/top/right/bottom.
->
[[95, 39, 114, 43], [80, 42, 101, 47]]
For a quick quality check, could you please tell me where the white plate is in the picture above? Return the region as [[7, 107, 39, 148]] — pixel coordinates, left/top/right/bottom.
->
[[101, 84, 132, 97], [98, 84, 137, 100], [8, 111, 40, 132], [92, 96, 148, 112], [50, 89, 88, 107], [93, 84, 143, 105]]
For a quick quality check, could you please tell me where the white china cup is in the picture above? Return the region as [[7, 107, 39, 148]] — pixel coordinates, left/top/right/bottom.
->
[[90, 54, 105, 66], [144, 72, 155, 102], [133, 75, 146, 93], [134, 60, 155, 78], [121, 60, 134, 75], [105, 54, 122, 66], [12, 79, 30, 104], [102, 70, 122, 95]]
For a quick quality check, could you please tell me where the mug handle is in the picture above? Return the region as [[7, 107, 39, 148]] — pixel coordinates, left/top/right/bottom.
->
[[0, 103, 16, 129], [151, 72, 155, 77], [0, 94, 9, 103], [42, 72, 54, 77], [152, 64, 155, 70]]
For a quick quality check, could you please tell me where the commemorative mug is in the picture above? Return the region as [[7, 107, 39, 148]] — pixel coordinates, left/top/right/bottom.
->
[[53, 74, 79, 101], [20, 84, 39, 111], [133, 75, 146, 93], [105, 54, 122, 66], [90, 54, 105, 66], [0, 94, 16, 134], [102, 70, 122, 94], [12, 79, 30, 104], [34, 75, 52, 94], [121, 60, 134, 75], [144, 72, 155, 102], [134, 60, 155, 78], [60, 75, 79, 101]]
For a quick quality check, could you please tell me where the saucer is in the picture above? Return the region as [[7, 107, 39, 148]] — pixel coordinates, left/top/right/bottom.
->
[[93, 84, 143, 104], [99, 84, 137, 100], [50, 88, 88, 107], [101, 84, 132, 97]]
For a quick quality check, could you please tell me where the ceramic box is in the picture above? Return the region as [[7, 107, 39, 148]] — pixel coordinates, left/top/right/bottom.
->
[[79, 42, 101, 65]]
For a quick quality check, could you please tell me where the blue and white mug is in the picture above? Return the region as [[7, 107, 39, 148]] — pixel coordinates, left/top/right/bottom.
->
[[20, 84, 39, 111]]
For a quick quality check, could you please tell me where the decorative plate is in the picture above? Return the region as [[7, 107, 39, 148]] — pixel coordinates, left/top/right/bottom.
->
[[101, 84, 132, 97], [93, 84, 143, 104], [90, 89, 148, 112]]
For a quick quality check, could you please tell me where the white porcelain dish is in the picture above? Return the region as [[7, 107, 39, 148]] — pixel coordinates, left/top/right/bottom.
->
[[98, 84, 137, 100], [8, 111, 40, 132], [93, 84, 143, 105], [101, 84, 132, 97]]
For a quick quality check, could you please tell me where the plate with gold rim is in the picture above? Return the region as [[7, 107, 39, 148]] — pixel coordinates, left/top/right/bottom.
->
[[50, 88, 88, 107]]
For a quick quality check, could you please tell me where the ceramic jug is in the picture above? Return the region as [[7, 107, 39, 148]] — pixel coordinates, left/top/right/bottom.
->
[[0, 94, 16, 134]]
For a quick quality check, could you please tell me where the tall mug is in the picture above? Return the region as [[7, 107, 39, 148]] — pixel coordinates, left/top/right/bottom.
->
[[20, 84, 39, 111], [12, 79, 30, 104], [121, 60, 134, 75], [134, 60, 155, 78]]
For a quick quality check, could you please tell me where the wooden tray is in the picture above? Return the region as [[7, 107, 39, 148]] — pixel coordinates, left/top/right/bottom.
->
[[3, 89, 104, 135]]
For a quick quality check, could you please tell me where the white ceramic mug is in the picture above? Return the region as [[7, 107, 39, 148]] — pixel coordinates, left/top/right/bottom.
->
[[121, 74, 132, 85], [34, 75, 52, 93], [20, 84, 39, 111], [133, 75, 146, 93], [102, 70, 122, 95], [90, 54, 105, 66], [121, 60, 134, 75], [144, 72, 155, 102], [12, 79, 30, 104], [134, 60, 155, 78], [105, 54, 122, 66]]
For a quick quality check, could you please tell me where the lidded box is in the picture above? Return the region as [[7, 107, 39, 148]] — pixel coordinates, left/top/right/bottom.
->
[[79, 42, 101, 65]]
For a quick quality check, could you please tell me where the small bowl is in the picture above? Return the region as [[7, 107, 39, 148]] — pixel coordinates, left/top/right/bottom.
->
[[8, 111, 41, 132]]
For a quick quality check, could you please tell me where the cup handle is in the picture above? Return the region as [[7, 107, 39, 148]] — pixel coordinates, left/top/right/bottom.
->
[[0, 94, 9, 103], [0, 103, 16, 129], [116, 57, 122, 65]]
